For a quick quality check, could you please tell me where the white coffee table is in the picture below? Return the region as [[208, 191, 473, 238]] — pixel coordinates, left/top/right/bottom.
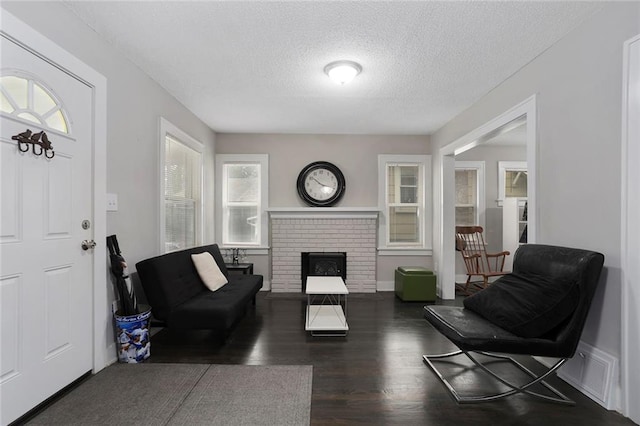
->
[[305, 276, 349, 336]]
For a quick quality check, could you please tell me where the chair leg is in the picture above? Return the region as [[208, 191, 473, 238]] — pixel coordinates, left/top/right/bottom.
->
[[422, 350, 574, 405], [464, 275, 471, 292]]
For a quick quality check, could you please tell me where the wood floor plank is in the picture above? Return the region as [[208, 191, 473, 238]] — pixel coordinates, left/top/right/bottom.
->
[[150, 292, 634, 426]]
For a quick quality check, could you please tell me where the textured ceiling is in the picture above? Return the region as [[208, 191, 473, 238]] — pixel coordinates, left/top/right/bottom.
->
[[64, 1, 602, 135]]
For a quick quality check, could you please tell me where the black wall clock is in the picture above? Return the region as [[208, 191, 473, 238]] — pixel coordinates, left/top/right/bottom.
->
[[297, 161, 346, 207]]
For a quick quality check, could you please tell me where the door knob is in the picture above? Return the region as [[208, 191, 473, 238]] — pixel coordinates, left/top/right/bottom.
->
[[81, 240, 97, 250]]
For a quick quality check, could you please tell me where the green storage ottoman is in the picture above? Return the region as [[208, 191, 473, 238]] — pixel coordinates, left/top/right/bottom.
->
[[394, 266, 437, 302]]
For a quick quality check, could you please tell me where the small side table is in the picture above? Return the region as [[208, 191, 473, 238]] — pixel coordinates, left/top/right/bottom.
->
[[225, 263, 254, 275], [305, 276, 349, 336]]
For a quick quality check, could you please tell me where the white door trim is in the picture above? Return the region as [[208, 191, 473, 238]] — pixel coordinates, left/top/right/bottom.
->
[[1, 8, 109, 372], [620, 33, 640, 423], [436, 95, 537, 299]]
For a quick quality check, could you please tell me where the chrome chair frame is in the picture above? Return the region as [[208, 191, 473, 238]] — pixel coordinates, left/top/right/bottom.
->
[[422, 350, 573, 404]]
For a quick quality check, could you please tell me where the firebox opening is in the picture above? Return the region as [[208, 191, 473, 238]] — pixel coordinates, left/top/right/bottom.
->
[[301, 252, 347, 292]]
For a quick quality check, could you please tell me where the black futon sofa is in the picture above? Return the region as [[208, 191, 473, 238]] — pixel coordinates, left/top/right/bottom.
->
[[136, 244, 262, 337]]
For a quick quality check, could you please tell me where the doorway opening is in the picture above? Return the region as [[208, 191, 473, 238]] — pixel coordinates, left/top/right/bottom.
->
[[454, 119, 527, 284], [437, 96, 536, 300]]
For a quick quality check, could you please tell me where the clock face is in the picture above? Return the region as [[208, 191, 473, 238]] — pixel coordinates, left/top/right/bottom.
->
[[297, 161, 346, 207], [304, 169, 338, 201]]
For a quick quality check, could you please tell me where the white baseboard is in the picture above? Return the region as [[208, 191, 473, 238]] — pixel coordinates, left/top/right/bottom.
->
[[259, 280, 271, 291], [105, 342, 118, 368], [377, 280, 394, 291], [553, 341, 619, 410]]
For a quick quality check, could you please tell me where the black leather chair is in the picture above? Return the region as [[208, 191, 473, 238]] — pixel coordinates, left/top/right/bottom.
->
[[423, 244, 604, 404]]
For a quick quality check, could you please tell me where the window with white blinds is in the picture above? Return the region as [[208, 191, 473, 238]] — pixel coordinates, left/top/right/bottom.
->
[[160, 119, 203, 253]]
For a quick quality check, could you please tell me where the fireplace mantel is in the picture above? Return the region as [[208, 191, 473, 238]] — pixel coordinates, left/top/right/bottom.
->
[[267, 207, 379, 219]]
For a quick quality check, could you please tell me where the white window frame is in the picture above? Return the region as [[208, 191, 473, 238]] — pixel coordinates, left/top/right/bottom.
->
[[215, 154, 269, 249], [378, 154, 431, 255], [498, 161, 527, 206], [455, 161, 485, 229], [159, 117, 204, 253]]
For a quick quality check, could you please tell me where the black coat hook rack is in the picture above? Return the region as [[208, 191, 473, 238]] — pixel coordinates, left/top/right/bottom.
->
[[12, 129, 55, 159]]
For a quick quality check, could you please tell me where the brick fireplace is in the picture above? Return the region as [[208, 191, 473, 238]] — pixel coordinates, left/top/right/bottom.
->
[[269, 208, 378, 293]]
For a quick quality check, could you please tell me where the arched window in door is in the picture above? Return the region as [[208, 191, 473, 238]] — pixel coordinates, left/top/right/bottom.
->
[[0, 74, 70, 134]]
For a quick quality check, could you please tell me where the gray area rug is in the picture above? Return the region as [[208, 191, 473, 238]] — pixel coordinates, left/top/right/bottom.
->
[[27, 363, 313, 426]]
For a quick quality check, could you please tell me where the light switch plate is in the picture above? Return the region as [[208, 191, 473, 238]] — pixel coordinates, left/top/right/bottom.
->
[[107, 193, 118, 211]]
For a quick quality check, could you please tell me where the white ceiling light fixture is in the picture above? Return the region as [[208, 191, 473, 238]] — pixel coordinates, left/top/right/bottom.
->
[[324, 60, 362, 85]]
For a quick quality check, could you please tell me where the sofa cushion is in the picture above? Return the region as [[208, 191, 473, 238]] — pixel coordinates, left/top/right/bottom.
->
[[463, 273, 579, 338], [191, 252, 228, 292], [168, 274, 263, 329]]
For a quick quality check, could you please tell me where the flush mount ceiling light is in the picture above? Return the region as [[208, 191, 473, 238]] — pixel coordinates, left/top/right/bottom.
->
[[324, 60, 362, 85]]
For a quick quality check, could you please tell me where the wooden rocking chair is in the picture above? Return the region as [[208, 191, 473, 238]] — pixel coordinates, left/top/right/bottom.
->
[[456, 226, 510, 294]]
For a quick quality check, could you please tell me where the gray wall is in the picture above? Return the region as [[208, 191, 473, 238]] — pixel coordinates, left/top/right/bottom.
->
[[216, 133, 432, 284], [216, 133, 430, 207], [4, 1, 217, 269], [432, 2, 640, 365]]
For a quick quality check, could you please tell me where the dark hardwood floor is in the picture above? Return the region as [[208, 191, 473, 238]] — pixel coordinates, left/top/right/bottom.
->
[[150, 292, 635, 426]]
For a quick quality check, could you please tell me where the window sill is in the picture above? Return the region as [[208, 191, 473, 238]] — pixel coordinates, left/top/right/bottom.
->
[[496, 198, 527, 207], [377, 248, 432, 256]]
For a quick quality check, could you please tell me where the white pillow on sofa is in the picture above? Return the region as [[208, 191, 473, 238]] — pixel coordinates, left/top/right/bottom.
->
[[191, 252, 228, 292]]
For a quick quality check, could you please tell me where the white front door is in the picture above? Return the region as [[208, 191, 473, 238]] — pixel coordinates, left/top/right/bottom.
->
[[1, 34, 94, 424]]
